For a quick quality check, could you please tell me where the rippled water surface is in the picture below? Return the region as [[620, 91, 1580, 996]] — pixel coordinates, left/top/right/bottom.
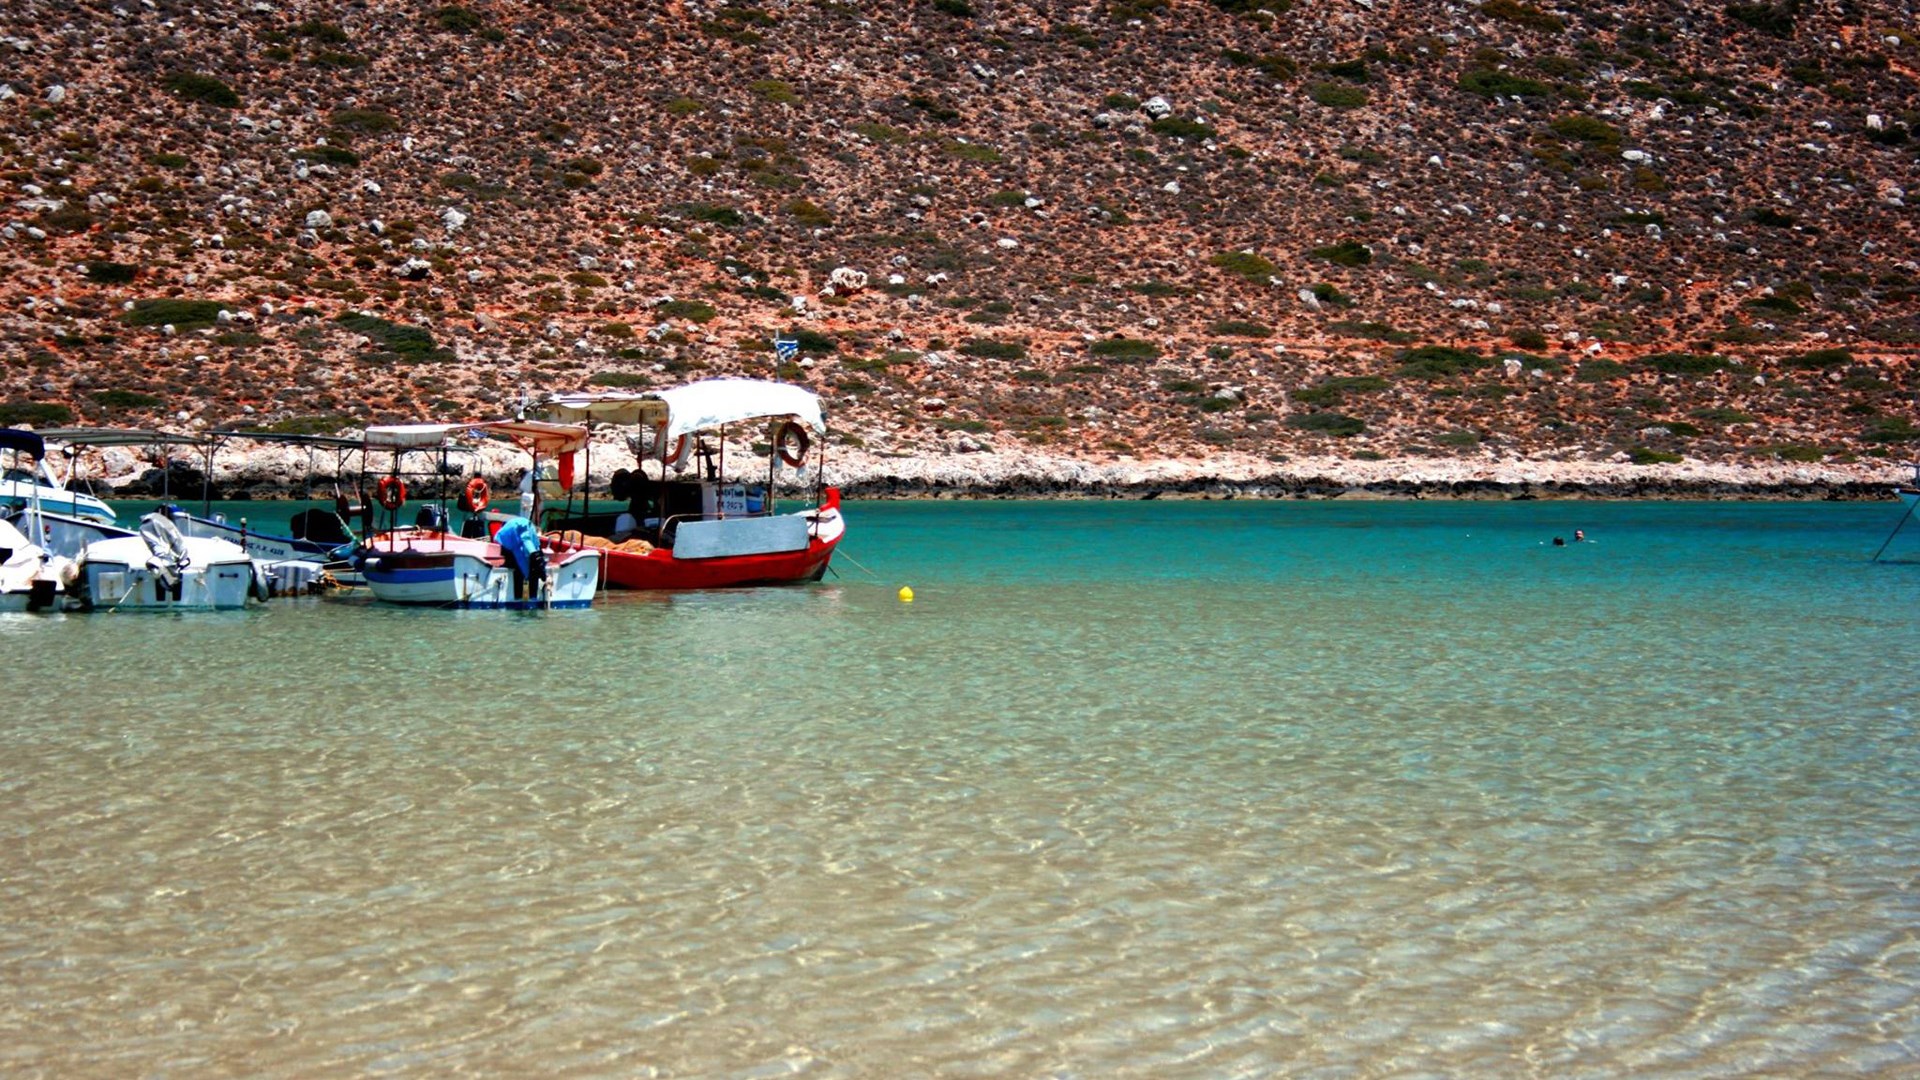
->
[[6, 499, 1920, 1077]]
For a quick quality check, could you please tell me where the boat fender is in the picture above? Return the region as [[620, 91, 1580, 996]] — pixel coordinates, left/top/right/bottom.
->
[[609, 468, 632, 502], [376, 476, 408, 511], [775, 421, 811, 467], [459, 475, 491, 513]]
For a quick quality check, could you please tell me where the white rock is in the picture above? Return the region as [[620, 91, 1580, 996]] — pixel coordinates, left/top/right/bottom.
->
[[442, 206, 468, 231], [1621, 149, 1650, 163], [1142, 96, 1173, 119], [1162, 181, 1181, 194], [362, 179, 381, 194], [45, 85, 65, 104], [996, 237, 1018, 249], [1503, 358, 1523, 378], [303, 209, 332, 229]]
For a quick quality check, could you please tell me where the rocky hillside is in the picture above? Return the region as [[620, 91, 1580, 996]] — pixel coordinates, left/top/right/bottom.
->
[[1, 0, 1917, 473]]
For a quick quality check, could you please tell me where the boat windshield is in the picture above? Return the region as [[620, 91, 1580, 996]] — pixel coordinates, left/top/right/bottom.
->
[[1, 467, 38, 484]]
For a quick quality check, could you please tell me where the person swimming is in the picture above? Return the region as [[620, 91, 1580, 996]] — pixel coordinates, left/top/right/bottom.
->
[[1574, 529, 1586, 542]]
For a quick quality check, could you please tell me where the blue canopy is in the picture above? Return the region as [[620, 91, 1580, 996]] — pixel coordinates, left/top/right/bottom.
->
[[0, 429, 45, 458]]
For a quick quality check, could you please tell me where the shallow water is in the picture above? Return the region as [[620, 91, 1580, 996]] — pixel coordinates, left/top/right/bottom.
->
[[5, 499, 1920, 1076]]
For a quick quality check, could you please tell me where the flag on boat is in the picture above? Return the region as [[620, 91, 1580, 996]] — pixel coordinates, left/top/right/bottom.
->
[[773, 336, 799, 362]]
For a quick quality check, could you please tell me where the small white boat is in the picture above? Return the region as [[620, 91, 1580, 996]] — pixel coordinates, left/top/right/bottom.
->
[[74, 512, 266, 611], [0, 516, 70, 612]]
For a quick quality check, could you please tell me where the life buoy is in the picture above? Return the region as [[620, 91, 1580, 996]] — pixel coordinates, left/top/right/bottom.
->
[[459, 475, 491, 513], [655, 424, 689, 467], [776, 421, 811, 467], [376, 476, 407, 511]]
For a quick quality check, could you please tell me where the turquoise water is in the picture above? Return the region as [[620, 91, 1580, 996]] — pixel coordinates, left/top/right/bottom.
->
[[5, 499, 1920, 1075]]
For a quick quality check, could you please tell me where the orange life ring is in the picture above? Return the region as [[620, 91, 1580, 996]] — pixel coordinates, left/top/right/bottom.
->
[[776, 421, 811, 467], [459, 475, 491, 512], [656, 424, 689, 466], [375, 476, 407, 511]]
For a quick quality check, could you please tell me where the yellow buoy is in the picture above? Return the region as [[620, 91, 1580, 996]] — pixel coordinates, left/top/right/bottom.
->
[[898, 586, 915, 603]]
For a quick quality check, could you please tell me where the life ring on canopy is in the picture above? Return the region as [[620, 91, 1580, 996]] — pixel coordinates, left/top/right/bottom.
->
[[775, 421, 811, 467], [375, 476, 407, 511], [655, 424, 689, 467], [459, 475, 491, 513]]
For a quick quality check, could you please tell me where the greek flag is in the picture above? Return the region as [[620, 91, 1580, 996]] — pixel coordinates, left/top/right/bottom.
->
[[773, 336, 799, 362]]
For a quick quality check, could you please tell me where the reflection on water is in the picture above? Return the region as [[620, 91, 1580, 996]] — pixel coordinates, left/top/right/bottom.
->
[[3, 500, 1920, 1075]]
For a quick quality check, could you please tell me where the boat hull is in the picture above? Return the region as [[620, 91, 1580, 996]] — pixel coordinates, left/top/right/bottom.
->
[[174, 513, 347, 563], [592, 533, 839, 590], [79, 559, 256, 610], [75, 533, 262, 611]]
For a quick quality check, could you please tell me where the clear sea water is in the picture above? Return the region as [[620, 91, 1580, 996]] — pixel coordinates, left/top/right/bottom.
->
[[6, 498, 1920, 1077]]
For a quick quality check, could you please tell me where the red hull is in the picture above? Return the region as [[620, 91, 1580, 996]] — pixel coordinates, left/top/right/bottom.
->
[[574, 533, 839, 590]]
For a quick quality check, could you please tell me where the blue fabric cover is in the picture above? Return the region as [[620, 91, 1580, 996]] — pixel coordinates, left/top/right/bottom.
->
[[493, 516, 539, 576]]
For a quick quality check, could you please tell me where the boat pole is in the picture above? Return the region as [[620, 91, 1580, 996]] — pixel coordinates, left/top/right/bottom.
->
[[1871, 499, 1917, 562]]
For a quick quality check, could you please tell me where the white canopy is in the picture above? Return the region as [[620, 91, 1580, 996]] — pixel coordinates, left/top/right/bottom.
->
[[543, 378, 825, 440], [364, 419, 589, 455]]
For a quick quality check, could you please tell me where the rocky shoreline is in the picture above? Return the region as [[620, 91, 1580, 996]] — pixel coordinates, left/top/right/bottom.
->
[[84, 438, 1913, 504]]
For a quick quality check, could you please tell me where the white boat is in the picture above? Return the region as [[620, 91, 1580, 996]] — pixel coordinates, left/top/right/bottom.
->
[[0, 428, 115, 524], [0, 515, 70, 612], [352, 419, 602, 609], [74, 512, 266, 611]]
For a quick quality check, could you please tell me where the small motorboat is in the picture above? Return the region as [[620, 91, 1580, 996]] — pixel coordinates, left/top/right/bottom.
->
[[0, 515, 70, 612], [352, 420, 601, 609], [0, 427, 115, 525], [73, 512, 266, 611]]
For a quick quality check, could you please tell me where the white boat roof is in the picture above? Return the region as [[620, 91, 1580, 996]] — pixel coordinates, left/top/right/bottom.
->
[[364, 419, 590, 455], [544, 378, 825, 439]]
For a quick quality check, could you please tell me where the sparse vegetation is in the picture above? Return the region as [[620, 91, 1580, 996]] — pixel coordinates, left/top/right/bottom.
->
[[1288, 412, 1367, 436], [1090, 337, 1160, 361], [335, 312, 449, 359], [1210, 250, 1276, 281], [1309, 239, 1372, 267], [1397, 345, 1491, 379], [124, 298, 225, 330], [163, 71, 240, 108]]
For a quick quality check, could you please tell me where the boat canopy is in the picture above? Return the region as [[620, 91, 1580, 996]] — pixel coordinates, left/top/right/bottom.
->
[[544, 378, 826, 440], [210, 430, 363, 450], [39, 427, 217, 449], [364, 419, 590, 455], [0, 428, 45, 458]]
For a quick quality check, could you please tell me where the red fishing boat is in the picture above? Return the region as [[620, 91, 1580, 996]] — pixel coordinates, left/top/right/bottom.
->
[[537, 379, 845, 589]]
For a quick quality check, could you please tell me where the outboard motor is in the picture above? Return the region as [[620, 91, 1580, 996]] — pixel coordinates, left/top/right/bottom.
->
[[137, 511, 191, 599], [414, 503, 448, 532]]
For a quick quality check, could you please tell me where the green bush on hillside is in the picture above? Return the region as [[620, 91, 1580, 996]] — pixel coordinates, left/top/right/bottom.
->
[[163, 71, 240, 108], [1210, 250, 1277, 281]]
